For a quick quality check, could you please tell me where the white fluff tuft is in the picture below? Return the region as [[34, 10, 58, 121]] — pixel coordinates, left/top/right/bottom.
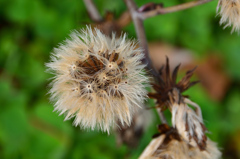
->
[[217, 0, 240, 33], [169, 88, 206, 148], [171, 102, 205, 148], [46, 26, 148, 133], [154, 137, 221, 159], [140, 134, 221, 159]]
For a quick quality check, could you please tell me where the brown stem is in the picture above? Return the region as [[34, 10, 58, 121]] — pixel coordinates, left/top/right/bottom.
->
[[124, 0, 167, 124], [83, 0, 102, 22], [158, 109, 167, 124], [138, 0, 213, 20], [124, 0, 159, 79]]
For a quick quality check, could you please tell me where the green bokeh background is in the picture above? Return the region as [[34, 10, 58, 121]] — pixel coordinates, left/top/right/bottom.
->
[[0, 0, 240, 158]]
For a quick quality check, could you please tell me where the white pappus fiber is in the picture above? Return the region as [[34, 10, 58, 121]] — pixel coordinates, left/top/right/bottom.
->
[[217, 0, 240, 33], [154, 136, 221, 159], [171, 102, 205, 148], [46, 27, 148, 133]]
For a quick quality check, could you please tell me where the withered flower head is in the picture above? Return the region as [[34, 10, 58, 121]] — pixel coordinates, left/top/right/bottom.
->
[[169, 88, 207, 150], [46, 26, 148, 133], [217, 0, 240, 33], [139, 124, 221, 159], [149, 58, 207, 150], [149, 57, 199, 111]]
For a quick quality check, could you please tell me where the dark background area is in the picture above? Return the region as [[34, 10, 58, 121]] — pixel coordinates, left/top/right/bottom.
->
[[0, 0, 240, 158]]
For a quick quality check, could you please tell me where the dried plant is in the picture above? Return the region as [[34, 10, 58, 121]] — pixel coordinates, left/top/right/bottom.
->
[[44, 0, 239, 158], [149, 59, 207, 149], [140, 124, 221, 159], [148, 58, 199, 112], [46, 27, 148, 133]]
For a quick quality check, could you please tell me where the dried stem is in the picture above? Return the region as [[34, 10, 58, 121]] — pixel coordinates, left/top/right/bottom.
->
[[138, 0, 213, 20], [124, 0, 167, 124], [158, 109, 168, 124], [124, 0, 159, 79], [83, 0, 102, 22]]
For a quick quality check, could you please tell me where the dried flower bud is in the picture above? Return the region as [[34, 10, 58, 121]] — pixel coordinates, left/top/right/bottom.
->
[[148, 57, 199, 112], [149, 58, 208, 149], [169, 88, 207, 150], [139, 125, 221, 159], [217, 0, 240, 33], [46, 27, 148, 133]]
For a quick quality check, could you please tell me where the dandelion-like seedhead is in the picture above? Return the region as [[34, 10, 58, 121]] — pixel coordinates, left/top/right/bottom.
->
[[154, 131, 221, 159], [46, 27, 148, 133], [140, 124, 221, 159], [217, 0, 240, 33]]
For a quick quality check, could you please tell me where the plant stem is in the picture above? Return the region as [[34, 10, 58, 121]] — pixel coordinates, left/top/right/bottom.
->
[[138, 0, 213, 20], [124, 0, 167, 124], [124, 0, 159, 79], [83, 0, 102, 22]]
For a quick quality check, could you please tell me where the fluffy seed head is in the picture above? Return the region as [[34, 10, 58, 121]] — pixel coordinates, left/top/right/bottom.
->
[[217, 0, 240, 33], [139, 125, 221, 159], [46, 27, 148, 133], [153, 136, 221, 159]]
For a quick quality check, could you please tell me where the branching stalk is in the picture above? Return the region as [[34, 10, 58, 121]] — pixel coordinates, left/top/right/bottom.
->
[[137, 0, 213, 20], [124, 0, 167, 124]]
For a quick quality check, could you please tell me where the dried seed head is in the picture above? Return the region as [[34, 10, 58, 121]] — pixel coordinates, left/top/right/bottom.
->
[[149, 58, 208, 150], [46, 26, 148, 133], [169, 88, 207, 150], [217, 0, 240, 33], [153, 135, 221, 159], [149, 57, 199, 111], [139, 124, 221, 159]]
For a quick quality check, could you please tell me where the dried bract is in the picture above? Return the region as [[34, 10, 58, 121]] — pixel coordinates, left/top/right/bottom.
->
[[148, 57, 199, 111], [169, 89, 207, 150], [149, 58, 207, 149], [46, 27, 148, 133], [217, 0, 240, 33]]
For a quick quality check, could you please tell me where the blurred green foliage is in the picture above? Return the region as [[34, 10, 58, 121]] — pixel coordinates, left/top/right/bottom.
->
[[0, 0, 240, 158]]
